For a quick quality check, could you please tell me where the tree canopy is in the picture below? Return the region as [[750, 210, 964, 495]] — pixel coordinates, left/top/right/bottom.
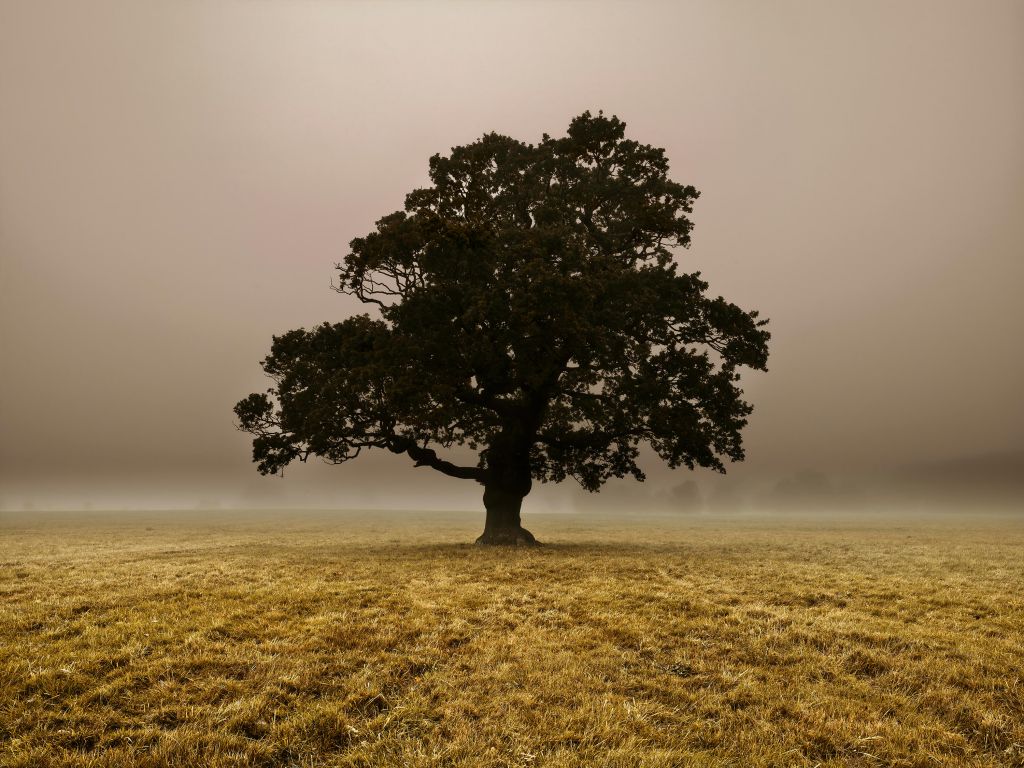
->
[[235, 111, 769, 544]]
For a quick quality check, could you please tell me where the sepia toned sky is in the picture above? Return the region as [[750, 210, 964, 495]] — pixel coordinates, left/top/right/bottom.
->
[[1, 0, 1022, 512]]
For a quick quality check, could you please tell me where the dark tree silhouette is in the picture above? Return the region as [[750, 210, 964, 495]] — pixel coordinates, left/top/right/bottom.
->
[[235, 112, 769, 545]]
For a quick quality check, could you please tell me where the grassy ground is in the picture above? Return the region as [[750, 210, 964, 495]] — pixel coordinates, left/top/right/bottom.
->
[[1, 508, 1022, 767]]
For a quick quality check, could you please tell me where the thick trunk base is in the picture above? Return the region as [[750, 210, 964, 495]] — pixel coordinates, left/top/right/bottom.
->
[[478, 477, 539, 546], [475, 525, 540, 546]]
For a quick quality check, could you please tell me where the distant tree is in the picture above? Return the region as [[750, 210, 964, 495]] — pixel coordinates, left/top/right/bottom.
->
[[235, 112, 769, 544], [670, 479, 704, 512]]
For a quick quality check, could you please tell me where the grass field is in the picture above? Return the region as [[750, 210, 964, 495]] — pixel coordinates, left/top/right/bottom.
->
[[2, 508, 1022, 767]]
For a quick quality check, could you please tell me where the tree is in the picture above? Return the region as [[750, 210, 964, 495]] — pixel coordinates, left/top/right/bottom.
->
[[234, 112, 769, 545]]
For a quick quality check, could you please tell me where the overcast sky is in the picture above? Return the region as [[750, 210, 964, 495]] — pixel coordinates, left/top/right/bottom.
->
[[1, 1, 1022, 511]]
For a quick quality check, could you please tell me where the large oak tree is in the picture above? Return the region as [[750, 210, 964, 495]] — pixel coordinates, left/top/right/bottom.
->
[[235, 112, 769, 544]]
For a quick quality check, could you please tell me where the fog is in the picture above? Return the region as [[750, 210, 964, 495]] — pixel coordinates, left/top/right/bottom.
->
[[1, 1, 1022, 514]]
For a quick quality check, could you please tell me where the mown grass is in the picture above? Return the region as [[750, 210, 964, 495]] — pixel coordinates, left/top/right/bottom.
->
[[1, 509, 1022, 767]]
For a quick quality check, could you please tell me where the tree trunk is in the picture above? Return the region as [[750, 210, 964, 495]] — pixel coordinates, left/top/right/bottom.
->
[[476, 484, 538, 546], [476, 428, 541, 546]]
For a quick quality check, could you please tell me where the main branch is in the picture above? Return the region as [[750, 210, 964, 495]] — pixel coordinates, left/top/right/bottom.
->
[[389, 439, 485, 482]]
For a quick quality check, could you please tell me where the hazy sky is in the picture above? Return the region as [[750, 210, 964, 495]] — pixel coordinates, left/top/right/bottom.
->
[[1, 1, 1022, 511]]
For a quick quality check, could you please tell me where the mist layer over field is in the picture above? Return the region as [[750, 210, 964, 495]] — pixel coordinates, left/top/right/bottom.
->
[[3, 509, 1022, 767]]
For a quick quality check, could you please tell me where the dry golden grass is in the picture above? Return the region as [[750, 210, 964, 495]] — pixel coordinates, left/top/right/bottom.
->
[[2, 508, 1022, 767]]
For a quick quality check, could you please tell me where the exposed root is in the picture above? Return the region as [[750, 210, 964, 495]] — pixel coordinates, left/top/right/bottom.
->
[[474, 526, 541, 547]]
